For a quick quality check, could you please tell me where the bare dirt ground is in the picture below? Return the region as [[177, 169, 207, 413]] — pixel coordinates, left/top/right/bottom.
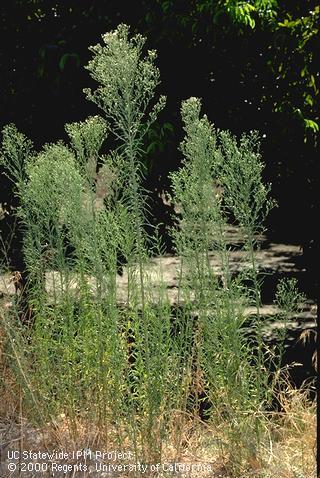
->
[[0, 238, 317, 327]]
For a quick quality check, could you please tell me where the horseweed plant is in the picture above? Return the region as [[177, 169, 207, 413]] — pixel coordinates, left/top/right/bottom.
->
[[170, 99, 269, 466], [0, 23, 304, 475]]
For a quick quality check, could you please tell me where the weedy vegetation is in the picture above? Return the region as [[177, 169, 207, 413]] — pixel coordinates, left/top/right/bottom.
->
[[0, 24, 316, 477]]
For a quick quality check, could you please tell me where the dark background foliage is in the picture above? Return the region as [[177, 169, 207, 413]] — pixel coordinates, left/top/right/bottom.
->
[[0, 0, 319, 296]]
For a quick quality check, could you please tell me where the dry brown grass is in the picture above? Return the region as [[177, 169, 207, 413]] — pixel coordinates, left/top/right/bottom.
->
[[258, 384, 316, 478], [0, 392, 316, 477]]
